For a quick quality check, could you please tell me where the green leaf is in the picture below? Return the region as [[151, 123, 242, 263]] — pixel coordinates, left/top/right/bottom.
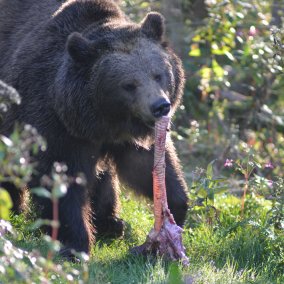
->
[[236, 12, 244, 19], [31, 187, 51, 199], [203, 179, 210, 190], [0, 188, 13, 220], [236, 36, 244, 43], [200, 66, 212, 80], [189, 44, 201, 57], [197, 188, 208, 198], [29, 218, 52, 230], [192, 34, 201, 42], [211, 43, 231, 55], [206, 160, 216, 180], [214, 187, 228, 194], [212, 59, 224, 78], [222, 36, 235, 46], [243, 44, 252, 56], [140, 2, 149, 8], [225, 51, 235, 61], [0, 135, 13, 147], [208, 188, 214, 201], [212, 178, 227, 182], [53, 184, 67, 198]]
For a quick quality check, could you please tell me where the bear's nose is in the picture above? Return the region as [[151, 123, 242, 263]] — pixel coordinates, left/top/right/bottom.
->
[[151, 98, 171, 118]]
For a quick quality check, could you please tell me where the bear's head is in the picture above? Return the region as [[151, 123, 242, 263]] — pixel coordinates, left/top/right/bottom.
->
[[55, 12, 184, 143]]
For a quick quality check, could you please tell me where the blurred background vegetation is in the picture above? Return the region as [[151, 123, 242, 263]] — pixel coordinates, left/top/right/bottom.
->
[[121, 0, 284, 181]]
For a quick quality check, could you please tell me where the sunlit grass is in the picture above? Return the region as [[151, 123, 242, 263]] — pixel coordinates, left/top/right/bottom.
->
[[3, 192, 283, 284]]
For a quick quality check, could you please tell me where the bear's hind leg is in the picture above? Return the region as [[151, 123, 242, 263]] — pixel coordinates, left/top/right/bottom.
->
[[91, 171, 125, 238], [111, 141, 189, 227]]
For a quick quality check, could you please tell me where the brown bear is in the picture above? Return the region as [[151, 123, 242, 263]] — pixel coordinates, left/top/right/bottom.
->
[[0, 0, 188, 258]]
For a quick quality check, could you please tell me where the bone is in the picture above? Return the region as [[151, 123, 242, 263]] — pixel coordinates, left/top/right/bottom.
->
[[131, 116, 189, 266]]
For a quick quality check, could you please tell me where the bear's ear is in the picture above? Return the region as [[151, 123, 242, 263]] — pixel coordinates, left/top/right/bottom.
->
[[67, 32, 94, 64], [141, 12, 165, 42]]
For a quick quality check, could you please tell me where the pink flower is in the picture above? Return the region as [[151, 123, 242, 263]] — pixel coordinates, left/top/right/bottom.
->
[[248, 26, 257, 36], [224, 159, 234, 168], [267, 180, 273, 188], [264, 162, 274, 169]]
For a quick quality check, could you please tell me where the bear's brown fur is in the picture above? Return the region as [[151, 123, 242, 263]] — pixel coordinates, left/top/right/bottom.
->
[[0, 0, 188, 258]]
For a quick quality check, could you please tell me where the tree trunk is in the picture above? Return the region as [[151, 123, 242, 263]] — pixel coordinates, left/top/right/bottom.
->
[[271, 0, 283, 27], [161, 0, 185, 57]]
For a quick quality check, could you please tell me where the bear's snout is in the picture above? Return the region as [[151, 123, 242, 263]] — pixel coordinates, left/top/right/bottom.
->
[[151, 98, 171, 118]]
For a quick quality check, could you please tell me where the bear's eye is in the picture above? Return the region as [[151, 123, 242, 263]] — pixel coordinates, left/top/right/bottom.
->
[[154, 74, 162, 82], [123, 83, 137, 92]]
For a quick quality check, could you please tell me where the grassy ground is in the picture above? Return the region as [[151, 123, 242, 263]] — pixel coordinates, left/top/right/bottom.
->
[[4, 191, 283, 284]]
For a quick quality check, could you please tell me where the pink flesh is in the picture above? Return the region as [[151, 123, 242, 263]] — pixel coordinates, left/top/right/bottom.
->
[[153, 115, 170, 231], [131, 116, 189, 266]]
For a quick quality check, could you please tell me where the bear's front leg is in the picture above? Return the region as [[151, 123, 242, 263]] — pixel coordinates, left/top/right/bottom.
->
[[58, 183, 94, 258], [111, 140, 188, 226]]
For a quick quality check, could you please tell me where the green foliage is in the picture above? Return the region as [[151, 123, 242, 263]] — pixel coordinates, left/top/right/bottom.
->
[[187, 0, 282, 95], [0, 219, 86, 284], [265, 177, 284, 231], [0, 82, 87, 283], [2, 192, 282, 283], [176, 1, 284, 182], [189, 161, 227, 226], [0, 188, 12, 220], [272, 27, 284, 68]]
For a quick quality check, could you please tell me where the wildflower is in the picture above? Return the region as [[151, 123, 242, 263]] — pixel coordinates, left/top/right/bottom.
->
[[224, 159, 234, 168], [190, 120, 199, 128], [267, 180, 273, 188], [264, 162, 274, 169], [248, 26, 257, 36]]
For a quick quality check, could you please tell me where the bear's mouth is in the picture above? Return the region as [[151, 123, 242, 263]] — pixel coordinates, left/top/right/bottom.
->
[[135, 112, 156, 129], [140, 113, 171, 129]]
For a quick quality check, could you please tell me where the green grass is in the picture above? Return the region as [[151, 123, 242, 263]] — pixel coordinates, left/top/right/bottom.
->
[[2, 193, 284, 284]]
